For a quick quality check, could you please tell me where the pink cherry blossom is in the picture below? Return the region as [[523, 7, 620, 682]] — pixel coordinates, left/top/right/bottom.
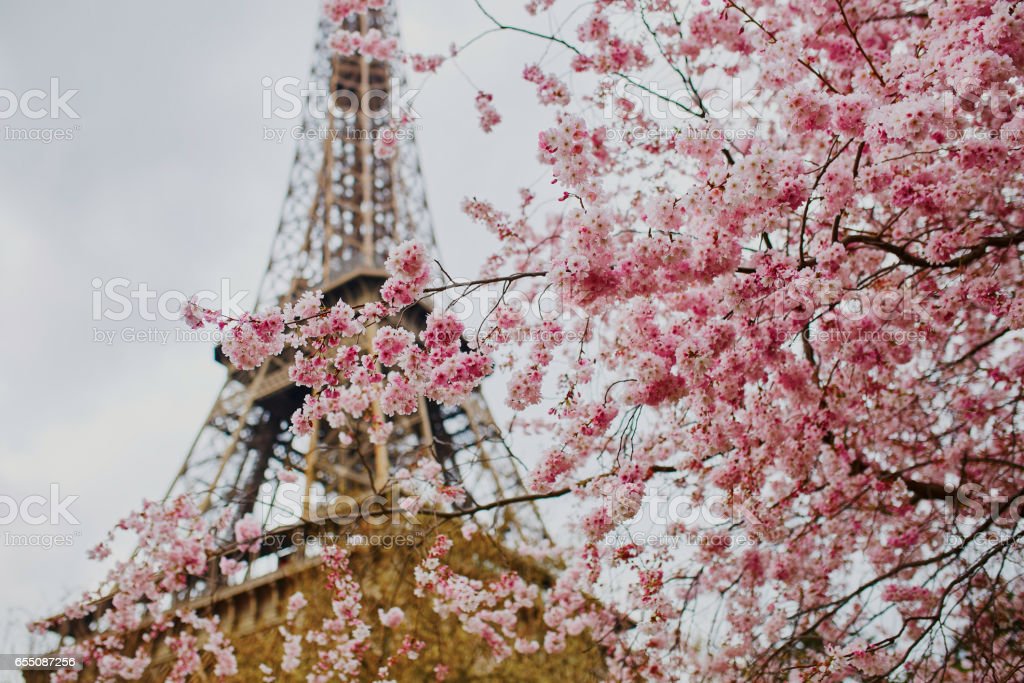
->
[[474, 91, 501, 133], [233, 513, 262, 554], [378, 607, 404, 629], [358, 28, 398, 61]]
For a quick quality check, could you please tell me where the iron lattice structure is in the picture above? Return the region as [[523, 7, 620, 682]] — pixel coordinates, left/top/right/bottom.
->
[[163, 9, 545, 573]]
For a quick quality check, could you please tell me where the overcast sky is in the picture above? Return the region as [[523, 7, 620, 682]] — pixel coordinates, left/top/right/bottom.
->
[[0, 0, 573, 656]]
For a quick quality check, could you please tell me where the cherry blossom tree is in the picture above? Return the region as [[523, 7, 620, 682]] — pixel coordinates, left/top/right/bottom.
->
[[38, 0, 1024, 680]]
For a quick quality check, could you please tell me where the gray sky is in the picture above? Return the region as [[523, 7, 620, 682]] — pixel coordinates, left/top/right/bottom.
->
[[0, 0, 566, 654]]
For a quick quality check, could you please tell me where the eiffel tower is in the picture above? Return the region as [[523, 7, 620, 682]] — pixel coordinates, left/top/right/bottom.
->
[[34, 7, 609, 681], [166, 7, 543, 545]]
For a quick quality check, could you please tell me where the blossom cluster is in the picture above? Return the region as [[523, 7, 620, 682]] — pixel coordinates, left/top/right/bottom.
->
[[44, 0, 1024, 680]]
